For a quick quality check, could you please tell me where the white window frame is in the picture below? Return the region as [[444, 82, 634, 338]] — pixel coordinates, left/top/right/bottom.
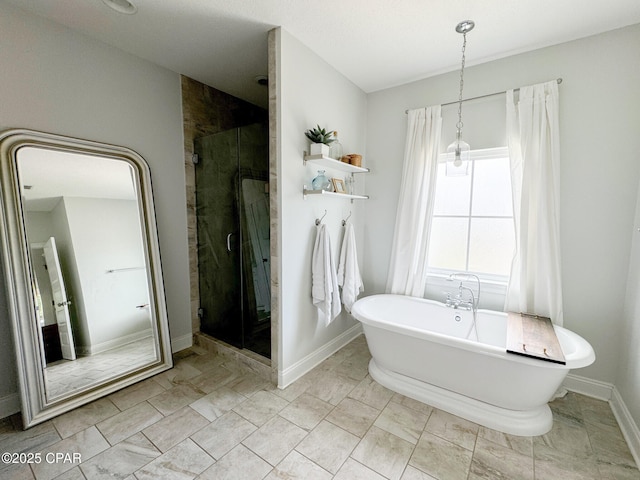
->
[[427, 146, 513, 287]]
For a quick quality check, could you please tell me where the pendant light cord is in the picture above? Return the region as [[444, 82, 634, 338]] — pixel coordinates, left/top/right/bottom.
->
[[456, 31, 467, 141]]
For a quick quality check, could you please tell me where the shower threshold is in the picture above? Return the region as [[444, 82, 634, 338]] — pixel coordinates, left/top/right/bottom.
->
[[193, 331, 273, 383]]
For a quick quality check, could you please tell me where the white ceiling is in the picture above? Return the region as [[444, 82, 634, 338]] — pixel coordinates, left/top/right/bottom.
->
[[4, 0, 640, 107], [18, 147, 137, 212]]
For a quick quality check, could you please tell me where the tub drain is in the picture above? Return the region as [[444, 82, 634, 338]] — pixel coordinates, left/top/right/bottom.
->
[[455, 315, 461, 322]]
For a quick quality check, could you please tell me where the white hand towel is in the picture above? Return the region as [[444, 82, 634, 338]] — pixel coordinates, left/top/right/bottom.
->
[[312, 224, 341, 325], [337, 223, 364, 312]]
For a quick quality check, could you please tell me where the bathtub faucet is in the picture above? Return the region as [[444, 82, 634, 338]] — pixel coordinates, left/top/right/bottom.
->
[[445, 273, 480, 313], [445, 286, 474, 310]]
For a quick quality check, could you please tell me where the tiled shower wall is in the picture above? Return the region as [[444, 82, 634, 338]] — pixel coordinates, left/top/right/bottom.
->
[[180, 76, 267, 334]]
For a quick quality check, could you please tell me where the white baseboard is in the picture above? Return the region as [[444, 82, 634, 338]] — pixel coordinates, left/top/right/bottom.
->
[[610, 387, 640, 469], [563, 374, 639, 468], [77, 329, 153, 356], [170, 333, 193, 353], [278, 323, 363, 389], [0, 393, 21, 420], [563, 373, 613, 401]]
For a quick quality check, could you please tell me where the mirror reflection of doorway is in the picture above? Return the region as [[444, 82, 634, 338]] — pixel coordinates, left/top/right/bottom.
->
[[32, 237, 76, 363], [17, 145, 159, 401], [43, 237, 76, 361], [195, 122, 271, 358]]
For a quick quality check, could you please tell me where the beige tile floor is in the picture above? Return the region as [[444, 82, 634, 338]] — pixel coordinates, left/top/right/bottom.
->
[[1, 335, 638, 480], [45, 337, 157, 399]]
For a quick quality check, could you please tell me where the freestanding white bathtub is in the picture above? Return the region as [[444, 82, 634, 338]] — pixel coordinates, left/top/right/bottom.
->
[[351, 294, 595, 436]]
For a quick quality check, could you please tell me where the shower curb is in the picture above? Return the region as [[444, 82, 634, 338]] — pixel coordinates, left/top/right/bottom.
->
[[193, 332, 273, 383]]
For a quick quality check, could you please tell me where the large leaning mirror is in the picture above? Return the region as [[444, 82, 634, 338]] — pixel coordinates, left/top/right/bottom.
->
[[0, 129, 172, 428]]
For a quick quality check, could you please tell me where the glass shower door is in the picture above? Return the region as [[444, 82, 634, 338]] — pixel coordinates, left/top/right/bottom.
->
[[195, 129, 242, 347], [194, 122, 270, 358]]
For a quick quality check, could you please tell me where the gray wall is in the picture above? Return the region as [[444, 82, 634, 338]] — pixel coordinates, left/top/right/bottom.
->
[[365, 24, 640, 416], [0, 4, 190, 412], [276, 28, 368, 384]]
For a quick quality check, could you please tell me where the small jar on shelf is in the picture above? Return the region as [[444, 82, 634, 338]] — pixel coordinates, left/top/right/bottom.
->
[[329, 131, 343, 160], [311, 170, 332, 191]]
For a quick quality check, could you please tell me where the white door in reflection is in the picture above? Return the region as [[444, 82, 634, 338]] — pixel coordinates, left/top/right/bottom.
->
[[43, 236, 76, 360]]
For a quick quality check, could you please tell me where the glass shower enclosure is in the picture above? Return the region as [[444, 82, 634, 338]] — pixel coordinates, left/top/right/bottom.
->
[[194, 122, 271, 358]]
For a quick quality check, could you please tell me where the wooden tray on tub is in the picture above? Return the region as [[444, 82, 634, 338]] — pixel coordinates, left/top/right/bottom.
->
[[506, 312, 566, 365]]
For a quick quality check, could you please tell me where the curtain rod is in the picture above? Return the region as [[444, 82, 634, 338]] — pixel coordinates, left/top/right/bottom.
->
[[405, 78, 563, 114]]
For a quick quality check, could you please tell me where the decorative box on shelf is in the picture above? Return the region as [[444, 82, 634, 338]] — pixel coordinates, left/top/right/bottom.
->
[[303, 153, 369, 174]]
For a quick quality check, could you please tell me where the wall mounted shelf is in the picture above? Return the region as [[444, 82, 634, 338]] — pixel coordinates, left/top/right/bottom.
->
[[303, 152, 369, 203], [303, 153, 369, 174], [303, 186, 369, 200]]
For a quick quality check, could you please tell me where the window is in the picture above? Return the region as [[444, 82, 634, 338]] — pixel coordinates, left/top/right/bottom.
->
[[427, 147, 515, 280]]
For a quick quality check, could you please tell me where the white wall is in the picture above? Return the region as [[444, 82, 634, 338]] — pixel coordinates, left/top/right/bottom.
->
[[365, 24, 640, 392], [277, 28, 367, 384], [0, 4, 190, 411], [62, 197, 151, 350]]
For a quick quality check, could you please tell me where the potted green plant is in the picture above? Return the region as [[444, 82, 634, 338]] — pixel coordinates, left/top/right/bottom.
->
[[305, 125, 334, 156]]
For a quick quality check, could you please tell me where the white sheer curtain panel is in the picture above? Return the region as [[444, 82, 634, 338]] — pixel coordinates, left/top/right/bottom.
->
[[386, 106, 442, 296], [505, 81, 563, 325]]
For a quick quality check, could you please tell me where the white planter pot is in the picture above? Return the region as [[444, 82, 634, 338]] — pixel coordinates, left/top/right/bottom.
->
[[310, 143, 329, 156]]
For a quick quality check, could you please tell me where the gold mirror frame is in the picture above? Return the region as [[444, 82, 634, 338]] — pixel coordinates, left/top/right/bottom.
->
[[0, 129, 172, 428]]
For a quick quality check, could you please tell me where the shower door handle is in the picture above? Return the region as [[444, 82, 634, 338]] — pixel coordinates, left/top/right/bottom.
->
[[226, 233, 233, 252]]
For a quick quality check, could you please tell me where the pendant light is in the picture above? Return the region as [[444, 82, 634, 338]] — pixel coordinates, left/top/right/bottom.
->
[[446, 20, 475, 177]]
